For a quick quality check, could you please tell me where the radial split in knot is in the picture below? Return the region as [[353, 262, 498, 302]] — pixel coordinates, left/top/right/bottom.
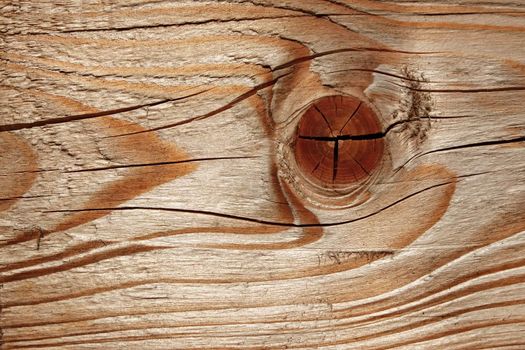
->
[[294, 95, 384, 187]]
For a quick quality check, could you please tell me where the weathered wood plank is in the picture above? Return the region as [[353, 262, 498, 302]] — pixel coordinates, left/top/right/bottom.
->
[[1, 0, 524, 349]]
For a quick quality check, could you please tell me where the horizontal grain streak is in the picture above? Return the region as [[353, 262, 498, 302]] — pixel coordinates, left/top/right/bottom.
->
[[7, 261, 524, 329], [394, 82, 525, 93], [8, 318, 525, 350], [372, 319, 525, 350], [60, 15, 309, 33], [0, 195, 50, 201], [329, 298, 525, 347], [425, 136, 525, 153], [0, 241, 107, 273], [399, 12, 525, 16], [65, 156, 259, 173], [0, 90, 206, 133], [335, 259, 525, 325], [8, 294, 525, 346], [0, 245, 167, 284], [328, 68, 429, 83], [478, 343, 525, 350], [400, 136, 525, 170]]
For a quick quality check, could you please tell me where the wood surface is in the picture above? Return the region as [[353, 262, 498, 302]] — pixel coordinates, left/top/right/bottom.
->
[[1, 0, 525, 349]]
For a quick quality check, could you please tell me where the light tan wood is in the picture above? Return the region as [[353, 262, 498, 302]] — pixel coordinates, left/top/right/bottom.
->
[[1, 1, 524, 349]]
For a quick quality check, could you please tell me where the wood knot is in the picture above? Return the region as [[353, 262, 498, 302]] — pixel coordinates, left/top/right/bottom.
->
[[294, 95, 384, 188]]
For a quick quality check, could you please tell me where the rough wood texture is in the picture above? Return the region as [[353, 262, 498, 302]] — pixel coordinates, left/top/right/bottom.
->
[[1, 1, 525, 349]]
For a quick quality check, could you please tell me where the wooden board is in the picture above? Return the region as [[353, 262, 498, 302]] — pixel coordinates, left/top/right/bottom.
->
[[1, 1, 525, 349]]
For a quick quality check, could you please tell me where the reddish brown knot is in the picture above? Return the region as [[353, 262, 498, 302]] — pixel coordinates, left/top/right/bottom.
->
[[294, 95, 384, 187]]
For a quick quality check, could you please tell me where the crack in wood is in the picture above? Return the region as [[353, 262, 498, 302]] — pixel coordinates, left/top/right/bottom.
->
[[42, 180, 454, 229], [399, 135, 525, 171], [0, 90, 208, 133], [64, 156, 259, 173], [110, 72, 292, 137], [59, 15, 310, 33], [294, 95, 384, 185], [2, 2, 522, 347]]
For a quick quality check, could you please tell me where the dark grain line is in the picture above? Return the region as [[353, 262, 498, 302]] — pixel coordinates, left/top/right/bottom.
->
[[477, 342, 525, 350], [59, 15, 309, 33], [412, 11, 525, 16], [238, 0, 362, 35], [314, 104, 335, 136], [0, 245, 168, 284], [0, 90, 207, 133], [65, 156, 258, 173], [328, 68, 434, 83], [425, 136, 525, 153], [322, 0, 377, 17], [0, 241, 108, 273], [111, 72, 291, 137], [334, 259, 525, 328], [0, 195, 49, 201], [273, 47, 438, 72], [339, 101, 361, 134], [5, 260, 523, 329], [43, 180, 454, 229], [8, 296, 525, 347], [370, 319, 525, 350], [351, 155, 370, 176], [399, 136, 525, 171], [393, 82, 525, 93], [7, 315, 525, 349], [324, 297, 525, 348]]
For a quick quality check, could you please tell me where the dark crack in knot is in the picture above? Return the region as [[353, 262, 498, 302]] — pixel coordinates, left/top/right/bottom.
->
[[294, 95, 384, 187]]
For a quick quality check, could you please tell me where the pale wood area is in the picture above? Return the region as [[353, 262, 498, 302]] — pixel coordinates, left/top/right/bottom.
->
[[1, 0, 525, 349]]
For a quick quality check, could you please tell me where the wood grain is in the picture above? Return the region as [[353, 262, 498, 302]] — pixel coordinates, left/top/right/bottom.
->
[[1, 0, 524, 349]]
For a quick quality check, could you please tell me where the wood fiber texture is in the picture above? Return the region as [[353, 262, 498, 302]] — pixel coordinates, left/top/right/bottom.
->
[[1, 0, 525, 349]]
